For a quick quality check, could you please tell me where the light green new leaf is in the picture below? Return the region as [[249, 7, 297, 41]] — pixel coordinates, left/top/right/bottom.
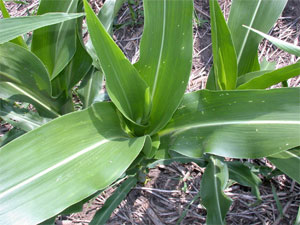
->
[[134, 0, 193, 134], [78, 69, 105, 109], [31, 0, 79, 79], [244, 26, 300, 57], [0, 12, 84, 44], [228, 0, 287, 76], [84, 0, 150, 125], [0, 102, 146, 225], [90, 176, 137, 225], [268, 148, 300, 183], [227, 161, 262, 200], [209, 0, 237, 90], [159, 88, 300, 159], [200, 156, 232, 225], [0, 99, 50, 132], [238, 62, 300, 89]]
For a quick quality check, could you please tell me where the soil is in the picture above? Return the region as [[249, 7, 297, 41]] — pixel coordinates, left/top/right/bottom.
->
[[1, 0, 300, 224]]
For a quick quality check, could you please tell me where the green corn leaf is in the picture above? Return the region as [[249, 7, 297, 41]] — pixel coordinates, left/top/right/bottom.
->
[[260, 58, 277, 71], [78, 69, 105, 109], [0, 12, 84, 44], [200, 156, 232, 225], [84, 0, 150, 125], [236, 70, 272, 86], [0, 99, 50, 132], [31, 0, 79, 79], [85, 0, 125, 68], [244, 25, 300, 57], [0, 0, 28, 48], [97, 0, 126, 35], [0, 102, 146, 224], [159, 88, 300, 159], [237, 62, 300, 89], [228, 0, 287, 76], [226, 161, 262, 201], [268, 147, 300, 183], [209, 0, 237, 90], [134, 0, 193, 134], [0, 43, 51, 95], [0, 43, 61, 117], [51, 30, 93, 97], [90, 176, 137, 225], [0, 82, 60, 118]]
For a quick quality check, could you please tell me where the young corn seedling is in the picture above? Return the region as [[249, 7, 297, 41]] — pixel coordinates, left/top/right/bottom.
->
[[0, 0, 299, 224]]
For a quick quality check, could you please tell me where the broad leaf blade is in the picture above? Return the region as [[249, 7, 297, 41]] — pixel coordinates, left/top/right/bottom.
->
[[244, 26, 300, 57], [209, 0, 237, 90], [159, 88, 300, 159], [31, 0, 79, 79], [134, 0, 193, 134], [90, 176, 137, 225], [200, 156, 232, 225], [0, 102, 146, 225], [237, 62, 300, 89], [0, 12, 84, 44], [228, 0, 287, 76], [268, 148, 300, 183], [84, 0, 150, 125]]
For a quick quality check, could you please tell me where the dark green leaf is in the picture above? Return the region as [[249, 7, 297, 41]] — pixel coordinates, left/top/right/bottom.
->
[[227, 161, 261, 200], [0, 99, 50, 131], [200, 156, 232, 225], [78, 69, 105, 109], [268, 148, 300, 183], [90, 176, 137, 225], [0, 127, 26, 147]]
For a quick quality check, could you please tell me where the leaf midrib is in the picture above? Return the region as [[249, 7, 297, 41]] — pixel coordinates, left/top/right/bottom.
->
[[159, 120, 300, 136], [151, 0, 166, 100], [0, 137, 123, 199], [237, 0, 262, 62]]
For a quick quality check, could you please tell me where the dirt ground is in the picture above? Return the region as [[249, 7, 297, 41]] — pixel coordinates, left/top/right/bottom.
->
[[1, 0, 300, 224]]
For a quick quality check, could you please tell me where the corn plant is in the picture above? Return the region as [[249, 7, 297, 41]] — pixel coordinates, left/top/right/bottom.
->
[[0, 0, 299, 224]]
